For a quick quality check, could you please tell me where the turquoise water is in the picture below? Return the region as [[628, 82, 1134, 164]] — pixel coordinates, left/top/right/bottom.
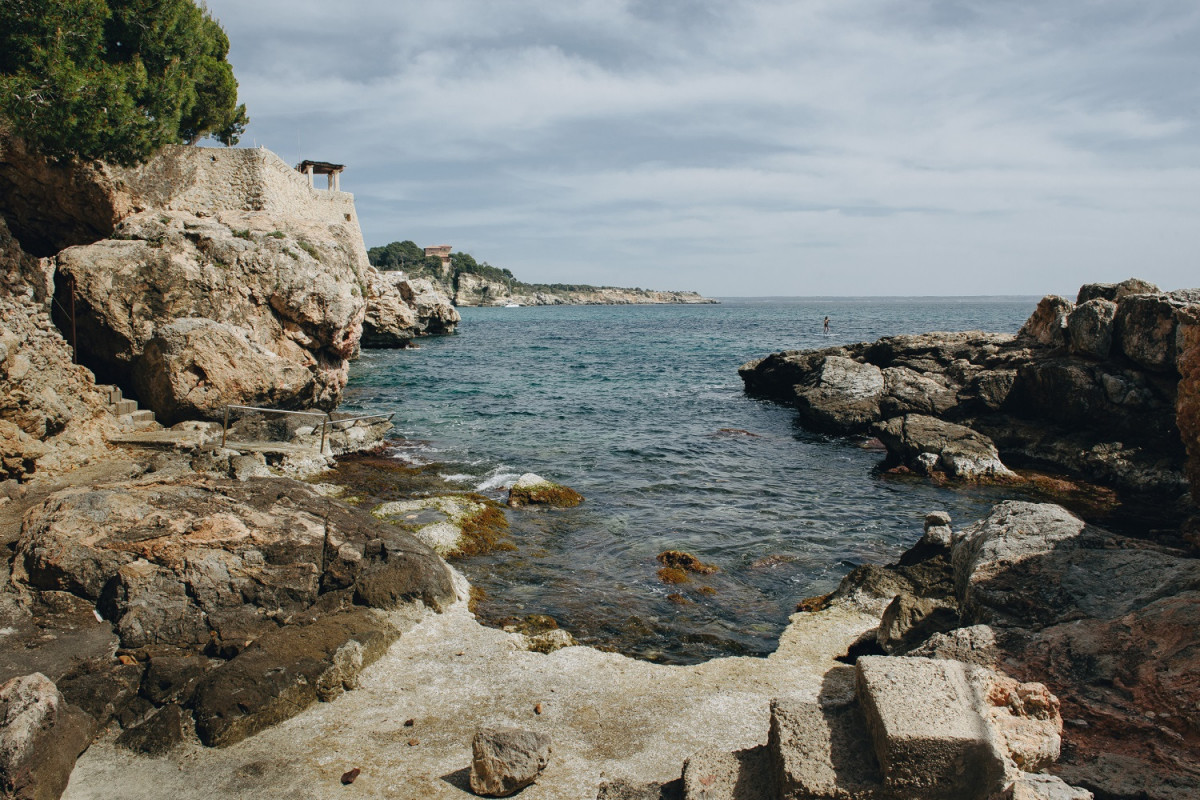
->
[[342, 298, 1039, 663]]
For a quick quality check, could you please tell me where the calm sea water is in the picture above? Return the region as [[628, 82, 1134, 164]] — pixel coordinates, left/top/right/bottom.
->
[[341, 298, 1039, 663]]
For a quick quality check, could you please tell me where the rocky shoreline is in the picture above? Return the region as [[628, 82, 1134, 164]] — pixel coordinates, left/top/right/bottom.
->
[[2, 137, 1196, 799]]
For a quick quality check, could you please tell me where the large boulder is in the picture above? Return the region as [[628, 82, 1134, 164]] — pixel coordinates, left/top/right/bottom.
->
[[361, 268, 458, 348], [0, 673, 95, 800], [55, 208, 365, 420], [1066, 299, 1117, 360], [951, 501, 1200, 626], [133, 318, 323, 425], [1115, 294, 1182, 372], [11, 475, 455, 651], [469, 726, 552, 797], [873, 414, 1016, 481], [191, 609, 398, 747], [1076, 278, 1159, 305], [1017, 296, 1073, 347], [795, 355, 885, 432]]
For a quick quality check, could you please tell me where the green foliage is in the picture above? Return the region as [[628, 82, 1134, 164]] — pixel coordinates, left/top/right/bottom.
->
[[367, 240, 443, 275], [232, 229, 251, 240], [0, 0, 247, 164], [296, 240, 320, 261]]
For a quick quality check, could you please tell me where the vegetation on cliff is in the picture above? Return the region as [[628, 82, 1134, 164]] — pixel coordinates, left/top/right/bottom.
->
[[0, 0, 247, 164], [368, 238, 637, 296]]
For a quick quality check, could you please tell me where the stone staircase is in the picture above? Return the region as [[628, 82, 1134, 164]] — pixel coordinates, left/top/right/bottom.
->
[[98, 384, 159, 430], [674, 656, 1090, 800]]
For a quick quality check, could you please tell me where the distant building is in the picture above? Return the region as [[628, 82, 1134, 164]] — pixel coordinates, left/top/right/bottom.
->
[[424, 244, 453, 274], [296, 160, 345, 191]]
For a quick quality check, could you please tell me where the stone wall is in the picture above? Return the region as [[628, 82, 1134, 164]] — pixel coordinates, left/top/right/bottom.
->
[[108, 146, 361, 241]]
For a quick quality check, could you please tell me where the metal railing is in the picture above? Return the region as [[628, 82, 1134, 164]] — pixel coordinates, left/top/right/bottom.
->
[[220, 405, 395, 453]]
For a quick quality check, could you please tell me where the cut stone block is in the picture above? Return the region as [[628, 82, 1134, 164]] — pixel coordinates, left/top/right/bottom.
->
[[682, 744, 773, 800], [855, 656, 1005, 800], [768, 698, 881, 800]]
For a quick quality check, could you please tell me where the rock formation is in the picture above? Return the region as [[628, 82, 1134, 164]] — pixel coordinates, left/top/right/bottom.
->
[[427, 270, 716, 307], [361, 268, 459, 348], [0, 142, 458, 430], [0, 217, 115, 481], [740, 280, 1199, 514]]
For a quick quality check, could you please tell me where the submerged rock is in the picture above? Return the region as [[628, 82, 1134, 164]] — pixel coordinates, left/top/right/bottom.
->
[[873, 414, 1017, 482], [507, 473, 583, 508]]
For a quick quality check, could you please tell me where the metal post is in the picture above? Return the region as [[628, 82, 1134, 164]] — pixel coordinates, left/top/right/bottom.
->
[[68, 274, 77, 364], [221, 406, 229, 448], [319, 412, 330, 454]]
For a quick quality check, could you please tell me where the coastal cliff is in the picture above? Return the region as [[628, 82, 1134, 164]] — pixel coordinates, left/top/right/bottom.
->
[[0, 141, 457, 431], [451, 271, 716, 307]]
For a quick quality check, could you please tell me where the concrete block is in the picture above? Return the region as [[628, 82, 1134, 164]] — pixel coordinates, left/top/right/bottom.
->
[[855, 656, 1005, 800], [769, 697, 882, 800], [682, 744, 774, 800]]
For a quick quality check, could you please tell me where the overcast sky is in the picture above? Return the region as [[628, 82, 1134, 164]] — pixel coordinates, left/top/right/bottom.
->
[[202, 0, 1200, 297]]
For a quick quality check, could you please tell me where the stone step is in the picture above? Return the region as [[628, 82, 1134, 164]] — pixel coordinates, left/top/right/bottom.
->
[[682, 744, 774, 800], [112, 398, 138, 415], [770, 696, 883, 800], [855, 656, 1005, 800]]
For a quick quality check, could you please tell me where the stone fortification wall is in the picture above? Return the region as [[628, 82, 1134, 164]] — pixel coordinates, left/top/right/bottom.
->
[[108, 145, 360, 243]]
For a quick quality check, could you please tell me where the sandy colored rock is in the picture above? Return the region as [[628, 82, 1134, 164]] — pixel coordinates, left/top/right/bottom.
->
[[361, 268, 458, 348], [768, 693, 879, 800], [855, 656, 1005, 800], [469, 726, 552, 796], [1017, 295, 1073, 347]]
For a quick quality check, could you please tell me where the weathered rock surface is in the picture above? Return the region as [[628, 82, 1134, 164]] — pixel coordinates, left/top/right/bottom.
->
[[361, 268, 458, 347], [469, 725, 552, 796], [507, 473, 584, 508], [873, 414, 1017, 481], [192, 608, 399, 747], [740, 281, 1199, 510], [11, 475, 454, 651], [451, 271, 716, 307], [0, 673, 95, 800], [57, 208, 365, 423], [0, 217, 114, 481]]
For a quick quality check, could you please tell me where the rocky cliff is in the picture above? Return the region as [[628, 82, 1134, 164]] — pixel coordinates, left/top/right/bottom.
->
[[0, 140, 457, 431], [449, 271, 716, 307], [740, 279, 1200, 522]]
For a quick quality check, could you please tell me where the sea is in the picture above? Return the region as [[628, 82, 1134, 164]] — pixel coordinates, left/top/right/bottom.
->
[[341, 297, 1040, 664]]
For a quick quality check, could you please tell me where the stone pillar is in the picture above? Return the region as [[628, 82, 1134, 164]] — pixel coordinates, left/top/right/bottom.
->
[[305, 164, 314, 187], [333, 170, 341, 192]]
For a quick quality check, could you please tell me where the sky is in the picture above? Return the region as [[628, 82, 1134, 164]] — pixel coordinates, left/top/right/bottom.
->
[[201, 0, 1200, 297]]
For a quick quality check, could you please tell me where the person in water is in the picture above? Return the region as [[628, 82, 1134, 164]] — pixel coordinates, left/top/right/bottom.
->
[[823, 316, 830, 334]]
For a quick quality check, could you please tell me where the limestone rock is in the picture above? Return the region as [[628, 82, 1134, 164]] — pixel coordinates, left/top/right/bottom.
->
[[875, 593, 958, 654], [1017, 295, 1073, 347], [12, 475, 454, 650], [373, 494, 506, 557], [681, 744, 773, 800], [1076, 278, 1158, 305], [361, 268, 458, 348], [1178, 306, 1200, 504], [768, 697, 879, 800], [880, 366, 959, 418], [873, 414, 1016, 481], [855, 657, 1006, 800], [907, 624, 1001, 667], [1115, 293, 1183, 372], [1067, 299, 1117, 360], [192, 609, 398, 747], [0, 673, 96, 800], [134, 318, 324, 425], [0, 217, 114, 481], [115, 703, 188, 756], [469, 725, 552, 797], [1009, 773, 1093, 800], [794, 356, 884, 432], [507, 473, 584, 508]]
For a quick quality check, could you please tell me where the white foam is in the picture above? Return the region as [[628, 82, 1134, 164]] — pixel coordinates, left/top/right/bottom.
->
[[475, 471, 521, 493], [438, 473, 475, 483]]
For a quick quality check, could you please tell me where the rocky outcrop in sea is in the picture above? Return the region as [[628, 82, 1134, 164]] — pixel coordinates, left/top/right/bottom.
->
[[740, 279, 1200, 525]]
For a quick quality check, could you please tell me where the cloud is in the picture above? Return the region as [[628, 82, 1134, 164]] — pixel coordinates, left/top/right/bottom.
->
[[203, 0, 1200, 295]]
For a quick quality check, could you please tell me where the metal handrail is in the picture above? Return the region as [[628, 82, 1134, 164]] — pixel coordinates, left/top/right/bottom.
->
[[220, 405, 394, 453]]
